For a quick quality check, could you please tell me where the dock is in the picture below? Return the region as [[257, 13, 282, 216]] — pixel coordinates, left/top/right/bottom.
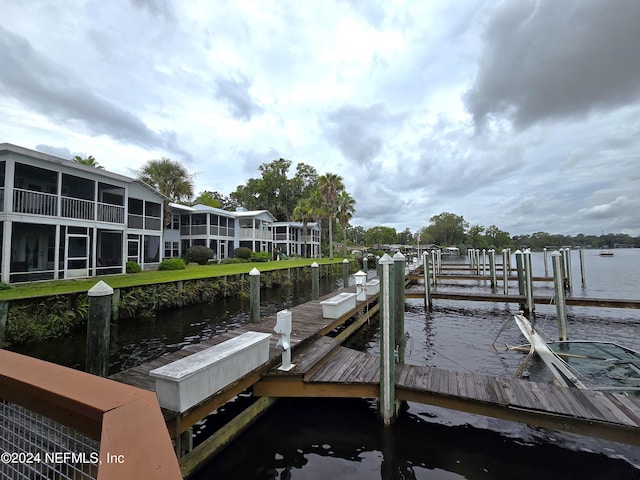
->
[[109, 276, 640, 477]]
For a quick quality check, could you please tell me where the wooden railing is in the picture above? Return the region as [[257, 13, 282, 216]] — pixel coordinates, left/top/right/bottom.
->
[[0, 350, 181, 480]]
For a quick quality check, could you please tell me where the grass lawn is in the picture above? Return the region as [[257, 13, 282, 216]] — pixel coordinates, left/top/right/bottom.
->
[[0, 258, 350, 301]]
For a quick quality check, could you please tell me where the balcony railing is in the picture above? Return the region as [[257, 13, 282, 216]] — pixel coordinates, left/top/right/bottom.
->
[[61, 196, 95, 220], [128, 213, 144, 229], [239, 228, 272, 241], [145, 217, 162, 231], [13, 189, 57, 216], [97, 202, 124, 223]]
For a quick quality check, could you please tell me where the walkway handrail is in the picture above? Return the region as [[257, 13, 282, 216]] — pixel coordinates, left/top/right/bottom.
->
[[0, 350, 181, 480]]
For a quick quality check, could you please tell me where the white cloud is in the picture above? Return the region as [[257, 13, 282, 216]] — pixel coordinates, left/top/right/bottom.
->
[[1, 0, 639, 236]]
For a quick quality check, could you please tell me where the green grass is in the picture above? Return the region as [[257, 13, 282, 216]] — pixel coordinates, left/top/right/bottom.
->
[[0, 258, 350, 301]]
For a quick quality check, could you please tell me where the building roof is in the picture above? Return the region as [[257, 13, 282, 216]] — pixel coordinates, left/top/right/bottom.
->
[[0, 143, 169, 201]]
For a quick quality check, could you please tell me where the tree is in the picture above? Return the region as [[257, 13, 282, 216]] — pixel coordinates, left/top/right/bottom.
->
[[336, 191, 356, 257], [318, 173, 345, 259], [231, 158, 318, 221], [365, 226, 397, 246], [466, 225, 485, 248], [396, 227, 413, 245], [191, 190, 236, 210], [425, 212, 468, 246], [138, 158, 194, 203], [73, 155, 103, 169], [292, 197, 315, 258], [348, 226, 366, 245]]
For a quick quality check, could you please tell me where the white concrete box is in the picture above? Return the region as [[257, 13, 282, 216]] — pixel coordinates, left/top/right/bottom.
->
[[149, 331, 271, 412], [319, 292, 356, 319], [366, 279, 380, 295]]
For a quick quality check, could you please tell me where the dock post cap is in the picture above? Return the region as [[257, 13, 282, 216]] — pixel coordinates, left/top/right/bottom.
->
[[379, 253, 393, 264], [393, 251, 406, 261], [311, 262, 319, 268], [551, 250, 562, 257], [249, 267, 261, 275], [88, 280, 114, 297], [514, 249, 522, 254], [342, 258, 349, 263]]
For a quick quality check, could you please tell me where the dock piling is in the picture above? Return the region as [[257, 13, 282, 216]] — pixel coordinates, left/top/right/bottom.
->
[[393, 251, 406, 363], [523, 250, 535, 314], [552, 251, 569, 340], [579, 249, 586, 287], [311, 262, 320, 300], [489, 249, 496, 292], [342, 258, 350, 288], [86, 280, 113, 377], [422, 252, 432, 311], [502, 249, 509, 295], [249, 268, 260, 323], [379, 253, 396, 426]]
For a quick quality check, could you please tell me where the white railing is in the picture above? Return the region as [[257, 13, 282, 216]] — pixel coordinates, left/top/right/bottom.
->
[[61, 196, 95, 220], [239, 228, 272, 240], [13, 189, 57, 216], [209, 226, 234, 237], [97, 203, 124, 224]]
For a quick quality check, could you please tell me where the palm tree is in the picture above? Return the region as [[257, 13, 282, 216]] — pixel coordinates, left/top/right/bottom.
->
[[317, 173, 344, 260], [138, 158, 194, 229], [293, 197, 315, 258], [138, 158, 194, 203], [336, 191, 356, 257], [73, 155, 104, 169]]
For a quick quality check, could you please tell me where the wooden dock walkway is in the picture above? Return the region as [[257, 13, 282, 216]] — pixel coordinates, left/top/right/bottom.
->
[[109, 285, 380, 432], [255, 345, 640, 446]]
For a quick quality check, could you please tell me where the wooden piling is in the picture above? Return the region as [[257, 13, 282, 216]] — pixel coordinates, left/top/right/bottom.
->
[[249, 268, 260, 323], [552, 251, 569, 340], [523, 250, 535, 314], [0, 301, 8, 347], [86, 280, 113, 377], [502, 249, 509, 295], [379, 253, 395, 426], [311, 262, 320, 300], [422, 252, 432, 311], [489, 249, 496, 292], [579, 249, 586, 287], [393, 251, 406, 363], [342, 258, 350, 288]]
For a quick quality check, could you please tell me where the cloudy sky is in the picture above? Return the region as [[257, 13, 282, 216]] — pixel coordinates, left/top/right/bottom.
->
[[2, 0, 639, 236]]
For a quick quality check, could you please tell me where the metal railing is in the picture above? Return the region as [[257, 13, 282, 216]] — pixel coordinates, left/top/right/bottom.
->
[[1, 399, 99, 479], [0, 350, 181, 480]]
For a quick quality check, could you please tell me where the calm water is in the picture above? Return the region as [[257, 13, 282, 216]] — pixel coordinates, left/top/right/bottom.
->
[[13, 250, 640, 479]]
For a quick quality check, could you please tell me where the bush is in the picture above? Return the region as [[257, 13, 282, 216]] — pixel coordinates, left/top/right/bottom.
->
[[233, 247, 252, 259], [250, 251, 271, 262], [159, 258, 186, 270], [221, 257, 243, 264], [186, 245, 214, 265], [126, 261, 141, 273], [0, 281, 10, 290]]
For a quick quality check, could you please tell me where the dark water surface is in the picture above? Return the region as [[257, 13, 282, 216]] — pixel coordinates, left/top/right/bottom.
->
[[13, 251, 640, 479]]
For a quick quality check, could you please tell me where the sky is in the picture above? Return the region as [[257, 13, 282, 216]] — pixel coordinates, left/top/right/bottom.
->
[[1, 0, 640, 237]]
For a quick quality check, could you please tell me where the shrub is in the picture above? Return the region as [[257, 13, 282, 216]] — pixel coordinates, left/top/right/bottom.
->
[[233, 247, 252, 259], [159, 258, 186, 270], [0, 281, 10, 290], [186, 245, 214, 265], [250, 251, 271, 262], [126, 261, 141, 273], [221, 257, 243, 264]]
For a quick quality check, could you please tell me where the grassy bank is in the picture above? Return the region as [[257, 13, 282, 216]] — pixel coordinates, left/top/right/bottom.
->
[[0, 257, 348, 301]]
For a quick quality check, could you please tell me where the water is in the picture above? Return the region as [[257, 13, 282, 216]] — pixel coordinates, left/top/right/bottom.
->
[[12, 250, 640, 478]]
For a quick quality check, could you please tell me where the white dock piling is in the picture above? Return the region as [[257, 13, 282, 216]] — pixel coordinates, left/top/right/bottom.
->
[[379, 254, 396, 426]]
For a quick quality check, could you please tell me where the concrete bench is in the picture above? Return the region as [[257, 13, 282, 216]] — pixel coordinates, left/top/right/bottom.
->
[[149, 331, 271, 412], [320, 292, 356, 319], [366, 279, 380, 295]]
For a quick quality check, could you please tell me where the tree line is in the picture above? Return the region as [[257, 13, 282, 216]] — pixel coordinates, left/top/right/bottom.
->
[[73, 156, 638, 253]]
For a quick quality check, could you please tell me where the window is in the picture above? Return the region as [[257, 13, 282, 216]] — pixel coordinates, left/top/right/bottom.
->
[[164, 241, 179, 258], [144, 235, 160, 263]]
